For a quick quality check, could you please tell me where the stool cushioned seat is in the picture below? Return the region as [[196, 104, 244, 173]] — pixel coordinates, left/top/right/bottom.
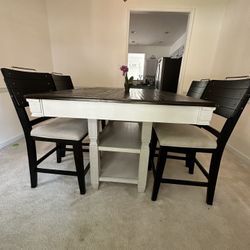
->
[[31, 118, 88, 141], [154, 123, 217, 149]]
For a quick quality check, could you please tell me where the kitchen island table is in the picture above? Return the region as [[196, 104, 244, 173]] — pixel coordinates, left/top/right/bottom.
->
[[26, 88, 215, 192]]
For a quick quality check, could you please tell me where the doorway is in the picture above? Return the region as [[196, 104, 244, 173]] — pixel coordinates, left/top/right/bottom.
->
[[127, 11, 190, 93]]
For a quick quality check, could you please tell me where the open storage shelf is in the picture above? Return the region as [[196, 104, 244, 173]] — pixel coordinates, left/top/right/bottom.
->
[[99, 152, 139, 184], [98, 121, 141, 153], [97, 121, 141, 185]]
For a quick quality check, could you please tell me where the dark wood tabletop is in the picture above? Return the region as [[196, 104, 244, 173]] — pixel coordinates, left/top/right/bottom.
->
[[25, 87, 215, 107]]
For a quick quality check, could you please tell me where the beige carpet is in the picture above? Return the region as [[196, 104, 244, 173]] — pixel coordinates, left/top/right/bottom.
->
[[0, 138, 249, 250]]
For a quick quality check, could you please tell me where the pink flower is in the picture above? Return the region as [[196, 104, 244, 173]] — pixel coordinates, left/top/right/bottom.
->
[[120, 65, 128, 76]]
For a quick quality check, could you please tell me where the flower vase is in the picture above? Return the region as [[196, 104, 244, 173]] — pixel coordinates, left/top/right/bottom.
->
[[123, 72, 133, 94], [124, 81, 130, 94]]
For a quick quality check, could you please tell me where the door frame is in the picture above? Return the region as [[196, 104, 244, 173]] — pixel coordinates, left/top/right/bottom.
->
[[125, 7, 195, 94]]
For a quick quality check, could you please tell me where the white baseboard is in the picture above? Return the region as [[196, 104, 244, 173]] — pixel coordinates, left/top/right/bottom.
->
[[0, 133, 24, 149], [226, 143, 250, 165]]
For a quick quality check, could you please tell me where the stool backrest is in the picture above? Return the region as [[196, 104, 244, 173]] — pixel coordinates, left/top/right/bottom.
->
[[1, 68, 55, 135], [1, 68, 55, 108], [52, 74, 74, 90], [201, 78, 250, 149], [187, 79, 209, 99], [202, 79, 250, 119]]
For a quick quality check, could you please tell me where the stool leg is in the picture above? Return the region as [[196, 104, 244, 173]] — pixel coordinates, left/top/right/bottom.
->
[[186, 151, 196, 174], [73, 142, 86, 195], [56, 143, 62, 163], [60, 144, 66, 157], [206, 152, 222, 205], [148, 129, 157, 170], [151, 146, 167, 201], [101, 120, 106, 130], [26, 139, 37, 188]]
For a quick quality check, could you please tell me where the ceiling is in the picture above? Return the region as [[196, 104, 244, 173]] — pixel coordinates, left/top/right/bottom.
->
[[129, 12, 189, 46]]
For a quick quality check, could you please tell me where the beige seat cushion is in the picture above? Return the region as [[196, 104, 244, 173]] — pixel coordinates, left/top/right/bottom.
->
[[154, 123, 217, 149], [31, 118, 88, 141]]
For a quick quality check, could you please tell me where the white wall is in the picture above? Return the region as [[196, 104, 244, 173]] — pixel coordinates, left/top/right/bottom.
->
[[0, 0, 53, 148], [169, 33, 186, 57], [46, 0, 227, 89], [210, 0, 250, 162], [128, 45, 170, 59], [0, 0, 53, 84], [46, 0, 128, 87]]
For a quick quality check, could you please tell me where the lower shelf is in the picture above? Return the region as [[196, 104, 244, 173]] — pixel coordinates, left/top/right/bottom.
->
[[99, 152, 139, 185]]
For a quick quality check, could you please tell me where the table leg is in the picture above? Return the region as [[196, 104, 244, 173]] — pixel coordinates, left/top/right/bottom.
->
[[138, 122, 152, 192], [88, 119, 100, 189]]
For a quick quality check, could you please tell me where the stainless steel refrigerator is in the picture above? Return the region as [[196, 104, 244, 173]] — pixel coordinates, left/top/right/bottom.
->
[[155, 57, 182, 93]]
